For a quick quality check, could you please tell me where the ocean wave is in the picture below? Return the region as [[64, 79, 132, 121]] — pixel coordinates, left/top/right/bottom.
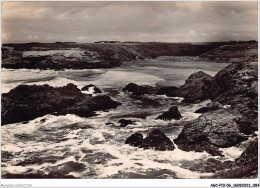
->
[[90, 70, 165, 88]]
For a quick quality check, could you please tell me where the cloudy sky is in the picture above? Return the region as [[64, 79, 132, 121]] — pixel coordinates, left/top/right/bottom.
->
[[1, 1, 258, 43]]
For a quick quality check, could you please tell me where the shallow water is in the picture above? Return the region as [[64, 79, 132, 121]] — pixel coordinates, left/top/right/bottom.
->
[[2, 58, 243, 178]]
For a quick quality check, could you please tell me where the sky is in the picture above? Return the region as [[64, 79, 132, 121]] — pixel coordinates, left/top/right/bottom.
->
[[1, 1, 258, 43]]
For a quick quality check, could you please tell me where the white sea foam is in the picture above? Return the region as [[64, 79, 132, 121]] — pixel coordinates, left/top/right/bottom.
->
[[3, 165, 29, 174], [27, 77, 79, 88], [219, 147, 244, 161], [81, 86, 95, 95], [95, 144, 213, 178], [91, 70, 164, 87]]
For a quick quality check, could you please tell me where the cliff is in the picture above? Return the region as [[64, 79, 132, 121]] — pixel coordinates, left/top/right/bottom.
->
[[1, 42, 230, 70]]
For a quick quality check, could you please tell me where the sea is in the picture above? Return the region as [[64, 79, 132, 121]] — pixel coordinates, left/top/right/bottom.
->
[[1, 56, 248, 178]]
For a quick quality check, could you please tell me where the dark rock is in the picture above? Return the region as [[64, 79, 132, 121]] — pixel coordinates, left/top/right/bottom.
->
[[105, 122, 115, 126], [156, 106, 182, 120], [123, 83, 158, 96], [58, 95, 121, 118], [40, 118, 46, 123], [123, 83, 150, 96], [157, 86, 178, 97], [175, 57, 257, 157], [210, 61, 258, 135], [176, 71, 213, 102], [139, 129, 175, 151], [118, 119, 136, 127], [212, 138, 258, 178], [130, 90, 147, 96], [235, 138, 258, 166], [181, 158, 233, 173], [1, 83, 83, 125], [81, 84, 102, 93], [125, 133, 144, 147], [195, 102, 224, 113], [1, 84, 120, 125], [1, 151, 14, 163], [129, 95, 162, 107], [174, 109, 247, 156]]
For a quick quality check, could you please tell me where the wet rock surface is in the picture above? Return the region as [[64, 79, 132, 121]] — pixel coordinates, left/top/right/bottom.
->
[[175, 57, 258, 157], [195, 102, 224, 113], [156, 106, 182, 120], [118, 119, 136, 127], [157, 86, 179, 97], [1, 83, 120, 125], [81, 84, 102, 93], [235, 138, 258, 167], [210, 60, 258, 135], [122, 83, 157, 96], [57, 95, 121, 118], [181, 158, 233, 173], [174, 109, 247, 156], [212, 138, 258, 178], [139, 129, 175, 151], [176, 71, 213, 103], [126, 129, 175, 151], [125, 133, 144, 147]]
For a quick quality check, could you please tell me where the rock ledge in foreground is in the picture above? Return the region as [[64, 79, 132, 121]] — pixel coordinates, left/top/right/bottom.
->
[[1, 83, 120, 125]]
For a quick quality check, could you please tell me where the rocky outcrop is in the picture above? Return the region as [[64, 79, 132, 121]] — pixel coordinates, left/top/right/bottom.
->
[[126, 129, 175, 151], [122, 83, 157, 96], [2, 42, 231, 70], [139, 129, 175, 151], [156, 106, 182, 120], [1, 83, 120, 125], [57, 95, 120, 117], [118, 119, 136, 127], [195, 102, 224, 113], [235, 138, 258, 167], [157, 86, 178, 97], [81, 84, 102, 93], [175, 56, 258, 155], [1, 46, 121, 70], [209, 60, 258, 135], [176, 71, 213, 103], [212, 138, 258, 178], [200, 43, 258, 63], [174, 109, 247, 156], [125, 133, 143, 147]]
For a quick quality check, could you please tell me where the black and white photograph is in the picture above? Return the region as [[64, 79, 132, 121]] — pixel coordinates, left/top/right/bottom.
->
[[1, 0, 258, 186]]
